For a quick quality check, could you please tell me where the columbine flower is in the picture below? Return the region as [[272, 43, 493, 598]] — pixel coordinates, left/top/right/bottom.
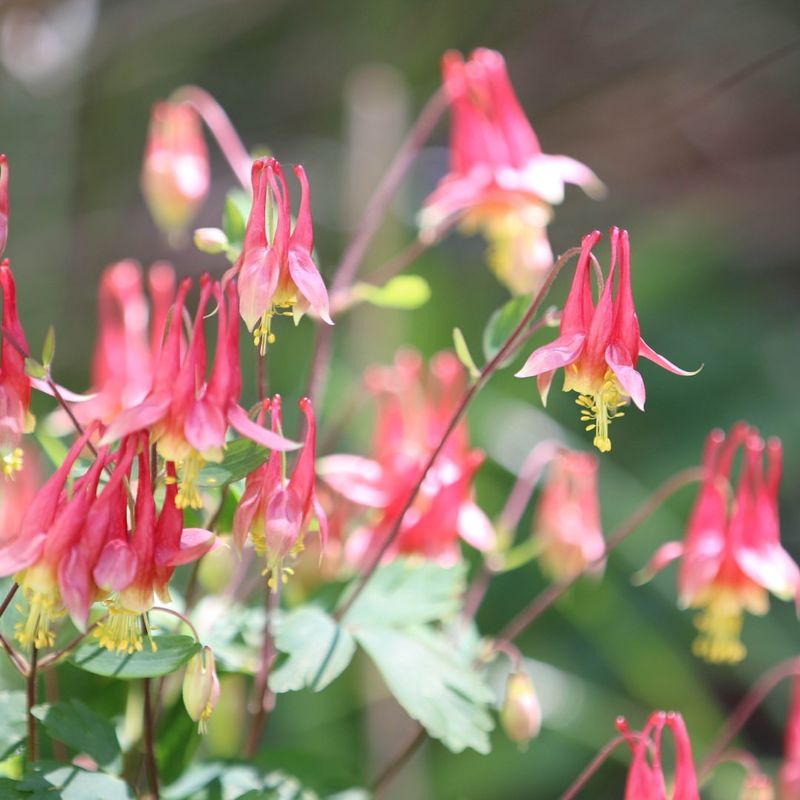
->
[[515, 227, 697, 452], [101, 276, 298, 509], [781, 677, 800, 800], [234, 157, 332, 351], [141, 100, 210, 239], [639, 424, 800, 663], [183, 646, 220, 734], [617, 711, 700, 800], [0, 261, 34, 477], [319, 350, 495, 566], [0, 154, 9, 256], [233, 396, 327, 589], [419, 48, 604, 295], [533, 449, 604, 581], [500, 671, 541, 747]]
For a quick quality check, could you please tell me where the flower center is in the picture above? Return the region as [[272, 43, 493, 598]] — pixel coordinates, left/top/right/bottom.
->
[[93, 599, 156, 655], [14, 583, 65, 649], [252, 301, 297, 354], [2, 447, 24, 479], [174, 451, 205, 510], [576, 372, 627, 453], [691, 591, 746, 664]]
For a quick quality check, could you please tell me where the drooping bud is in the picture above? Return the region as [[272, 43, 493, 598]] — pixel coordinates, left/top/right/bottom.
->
[[141, 101, 209, 239], [741, 773, 774, 800], [500, 671, 541, 748], [182, 646, 220, 734], [194, 227, 229, 255]]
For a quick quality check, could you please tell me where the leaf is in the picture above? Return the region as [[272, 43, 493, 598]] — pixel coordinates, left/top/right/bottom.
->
[[270, 607, 355, 694], [482, 294, 532, 366], [196, 439, 269, 488], [222, 190, 250, 250], [0, 692, 26, 760], [41, 327, 55, 368], [355, 626, 494, 754], [70, 635, 200, 679], [354, 275, 431, 310], [18, 762, 133, 799], [342, 559, 466, 629], [32, 700, 120, 770], [452, 327, 481, 380], [23, 358, 46, 380]]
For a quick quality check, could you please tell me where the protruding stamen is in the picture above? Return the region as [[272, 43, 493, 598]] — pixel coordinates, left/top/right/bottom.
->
[[2, 447, 24, 478], [14, 586, 65, 649], [93, 601, 155, 655], [576, 372, 627, 453], [691, 593, 747, 664], [176, 451, 205, 510]]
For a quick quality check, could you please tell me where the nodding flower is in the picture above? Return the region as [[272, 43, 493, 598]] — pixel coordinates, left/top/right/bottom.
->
[[183, 646, 220, 734], [617, 711, 700, 800], [318, 349, 495, 567], [515, 228, 698, 453], [0, 261, 34, 477], [141, 100, 209, 239], [101, 276, 299, 510], [0, 154, 9, 256], [419, 48, 604, 295], [233, 157, 332, 352], [233, 396, 327, 590], [639, 424, 800, 663]]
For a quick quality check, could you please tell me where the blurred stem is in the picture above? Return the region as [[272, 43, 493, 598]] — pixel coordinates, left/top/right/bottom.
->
[[307, 87, 447, 407], [244, 583, 280, 758], [26, 645, 38, 763], [497, 466, 704, 644], [371, 728, 427, 799], [698, 655, 800, 778], [0, 633, 28, 674], [0, 582, 18, 619], [43, 669, 67, 761], [142, 677, 160, 800], [559, 734, 631, 800], [38, 622, 100, 670], [171, 86, 252, 191], [336, 247, 581, 620]]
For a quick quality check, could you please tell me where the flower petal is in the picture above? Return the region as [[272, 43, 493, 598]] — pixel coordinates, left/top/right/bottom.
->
[[317, 454, 389, 507], [638, 338, 701, 377], [288, 250, 332, 325], [227, 404, 300, 451], [457, 501, 496, 551], [606, 344, 646, 411], [157, 527, 216, 567], [100, 393, 170, 445], [514, 332, 585, 379]]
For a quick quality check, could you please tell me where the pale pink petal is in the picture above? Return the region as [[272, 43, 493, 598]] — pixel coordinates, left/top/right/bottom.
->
[[638, 338, 701, 377], [606, 344, 646, 411], [317, 454, 389, 507], [737, 545, 800, 600], [457, 501, 496, 551], [232, 481, 262, 551], [157, 527, 216, 566], [93, 539, 138, 593], [0, 531, 46, 576], [31, 378, 96, 403], [237, 248, 279, 332], [288, 250, 332, 325], [537, 371, 555, 407], [514, 332, 585, 379], [516, 154, 606, 204], [227, 404, 300, 451], [634, 541, 684, 585], [99, 393, 170, 445], [59, 550, 92, 632], [185, 399, 227, 456]]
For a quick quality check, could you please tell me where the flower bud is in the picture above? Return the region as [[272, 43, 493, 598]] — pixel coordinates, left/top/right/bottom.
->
[[194, 227, 228, 255], [500, 671, 541, 747], [741, 773, 774, 800], [182, 646, 220, 734]]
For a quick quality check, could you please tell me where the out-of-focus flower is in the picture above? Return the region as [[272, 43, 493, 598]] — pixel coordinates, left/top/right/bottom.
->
[[141, 101, 209, 239], [233, 396, 326, 589], [780, 677, 800, 799], [515, 228, 697, 453], [76, 260, 175, 426], [319, 349, 495, 566], [234, 157, 332, 350], [0, 154, 9, 256], [419, 48, 604, 295], [101, 276, 298, 509], [533, 449, 604, 581], [640, 424, 800, 663], [500, 671, 541, 747], [617, 711, 699, 800], [741, 773, 774, 800], [194, 227, 229, 255], [183, 646, 220, 734], [0, 261, 34, 476], [0, 446, 39, 545]]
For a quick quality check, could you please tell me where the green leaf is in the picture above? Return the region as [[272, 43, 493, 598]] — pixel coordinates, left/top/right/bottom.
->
[[482, 294, 532, 366], [23, 358, 46, 380], [18, 762, 133, 799], [452, 327, 481, 380], [270, 607, 355, 694], [0, 693, 26, 760], [342, 559, 466, 629], [354, 275, 431, 310], [70, 635, 200, 679], [41, 326, 55, 368], [355, 626, 494, 754], [196, 439, 269, 488], [222, 190, 250, 247], [32, 700, 120, 770]]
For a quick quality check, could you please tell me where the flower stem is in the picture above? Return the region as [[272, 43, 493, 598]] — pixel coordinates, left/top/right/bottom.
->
[[38, 622, 100, 670], [336, 247, 581, 620], [0, 633, 28, 674], [497, 466, 705, 644], [371, 727, 428, 799], [559, 734, 629, 800], [0, 582, 18, 619], [142, 676, 160, 799], [26, 644, 38, 763]]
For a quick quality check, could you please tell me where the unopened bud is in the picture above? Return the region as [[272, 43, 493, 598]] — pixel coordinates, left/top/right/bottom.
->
[[182, 646, 220, 734], [500, 671, 541, 747], [742, 773, 774, 800], [194, 227, 228, 255]]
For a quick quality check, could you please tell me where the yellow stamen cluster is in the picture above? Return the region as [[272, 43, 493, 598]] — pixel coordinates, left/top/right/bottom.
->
[[2, 447, 24, 478], [93, 601, 156, 655], [577, 372, 627, 453], [252, 301, 297, 355], [14, 586, 65, 649], [175, 451, 205, 510], [692, 593, 747, 664]]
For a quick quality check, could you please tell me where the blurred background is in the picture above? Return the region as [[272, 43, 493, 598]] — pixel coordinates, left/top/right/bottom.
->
[[2, 0, 800, 797]]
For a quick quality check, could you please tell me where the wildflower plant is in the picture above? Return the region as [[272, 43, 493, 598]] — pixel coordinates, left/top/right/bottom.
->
[[0, 43, 795, 800]]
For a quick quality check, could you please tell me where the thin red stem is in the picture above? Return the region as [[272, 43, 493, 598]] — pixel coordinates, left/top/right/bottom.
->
[[371, 727, 427, 798], [0, 582, 18, 619], [559, 734, 630, 800], [142, 677, 160, 799], [26, 644, 38, 763]]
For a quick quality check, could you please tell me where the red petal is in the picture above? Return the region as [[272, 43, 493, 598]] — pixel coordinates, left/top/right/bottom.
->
[[638, 338, 701, 377], [227, 404, 300, 451], [514, 332, 585, 379]]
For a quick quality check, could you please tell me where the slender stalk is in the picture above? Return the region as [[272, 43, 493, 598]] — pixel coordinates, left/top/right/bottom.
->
[[559, 734, 630, 800], [699, 655, 800, 777], [0, 582, 18, 619], [371, 728, 428, 799], [142, 677, 160, 799], [26, 645, 38, 763], [38, 622, 100, 670], [170, 85, 252, 191], [336, 247, 580, 620], [44, 670, 67, 761], [0, 632, 28, 674], [497, 467, 704, 644]]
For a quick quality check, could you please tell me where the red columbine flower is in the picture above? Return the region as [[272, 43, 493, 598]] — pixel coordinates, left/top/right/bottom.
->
[[319, 349, 495, 566], [617, 711, 700, 800], [640, 424, 800, 663], [234, 157, 332, 350], [781, 677, 800, 800], [102, 276, 298, 509], [515, 227, 697, 452], [419, 48, 604, 295], [141, 100, 210, 239], [533, 449, 604, 582], [0, 154, 9, 256], [0, 261, 34, 476], [233, 396, 326, 589]]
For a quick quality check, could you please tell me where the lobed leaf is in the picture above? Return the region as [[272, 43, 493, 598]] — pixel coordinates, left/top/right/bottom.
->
[[196, 439, 269, 488], [482, 294, 532, 366]]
